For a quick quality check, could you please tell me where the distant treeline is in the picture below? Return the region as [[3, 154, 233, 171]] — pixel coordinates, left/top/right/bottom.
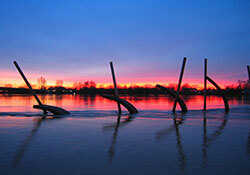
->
[[2, 78, 249, 96], [0, 86, 249, 96]]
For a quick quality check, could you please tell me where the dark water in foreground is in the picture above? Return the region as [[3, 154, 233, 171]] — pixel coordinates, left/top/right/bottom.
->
[[0, 95, 249, 175]]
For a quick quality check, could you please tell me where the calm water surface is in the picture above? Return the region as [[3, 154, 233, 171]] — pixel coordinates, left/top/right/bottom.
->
[[0, 94, 249, 175]]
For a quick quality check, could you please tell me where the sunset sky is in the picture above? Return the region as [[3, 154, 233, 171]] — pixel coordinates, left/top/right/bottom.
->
[[0, 0, 249, 88]]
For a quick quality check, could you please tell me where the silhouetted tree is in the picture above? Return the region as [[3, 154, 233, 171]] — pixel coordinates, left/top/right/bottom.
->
[[237, 80, 249, 89], [73, 81, 84, 90], [56, 80, 63, 87], [4, 84, 12, 88], [84, 81, 89, 88], [182, 83, 192, 89], [89, 81, 96, 88], [37, 77, 47, 89]]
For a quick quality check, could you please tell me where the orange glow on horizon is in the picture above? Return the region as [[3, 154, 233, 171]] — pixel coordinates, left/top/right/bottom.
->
[[0, 80, 236, 90], [0, 69, 239, 90]]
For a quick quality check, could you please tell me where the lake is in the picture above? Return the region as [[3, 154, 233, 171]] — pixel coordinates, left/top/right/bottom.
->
[[0, 94, 249, 175]]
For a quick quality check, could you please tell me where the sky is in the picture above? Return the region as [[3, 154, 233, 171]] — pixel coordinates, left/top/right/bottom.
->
[[0, 0, 249, 88]]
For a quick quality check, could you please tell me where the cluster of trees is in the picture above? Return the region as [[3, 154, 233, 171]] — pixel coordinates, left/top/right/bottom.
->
[[223, 80, 250, 96], [72, 81, 96, 90], [36, 77, 97, 90], [236, 80, 250, 89], [37, 77, 64, 89]]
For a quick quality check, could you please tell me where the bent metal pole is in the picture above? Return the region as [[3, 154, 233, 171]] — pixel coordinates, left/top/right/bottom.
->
[[173, 57, 187, 113], [110, 62, 122, 113], [13, 61, 43, 106]]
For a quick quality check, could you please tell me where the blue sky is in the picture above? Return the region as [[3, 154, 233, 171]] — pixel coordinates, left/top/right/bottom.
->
[[0, 0, 249, 87]]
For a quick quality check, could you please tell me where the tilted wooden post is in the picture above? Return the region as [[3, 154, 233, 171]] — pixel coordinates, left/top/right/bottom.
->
[[110, 62, 122, 113], [173, 57, 187, 113], [13, 61, 47, 114], [247, 65, 250, 81], [203, 58, 207, 111]]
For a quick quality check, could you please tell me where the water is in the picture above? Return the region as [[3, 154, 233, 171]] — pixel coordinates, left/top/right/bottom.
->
[[0, 94, 249, 175]]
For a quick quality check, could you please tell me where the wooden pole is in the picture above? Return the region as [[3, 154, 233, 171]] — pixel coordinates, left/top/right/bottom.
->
[[247, 65, 250, 81], [204, 58, 207, 111], [110, 62, 122, 113], [13, 61, 43, 106], [173, 57, 187, 113]]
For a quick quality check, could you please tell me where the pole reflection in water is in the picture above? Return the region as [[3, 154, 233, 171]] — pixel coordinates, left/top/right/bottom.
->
[[202, 112, 228, 168], [173, 116, 186, 171], [13, 116, 62, 167], [155, 114, 186, 171], [103, 114, 134, 163], [202, 112, 207, 167]]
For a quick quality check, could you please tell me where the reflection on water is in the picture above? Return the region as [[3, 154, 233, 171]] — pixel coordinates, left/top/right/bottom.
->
[[156, 114, 186, 171], [247, 131, 250, 155], [0, 95, 249, 175], [202, 112, 228, 168], [13, 117, 43, 167], [173, 117, 186, 171], [107, 115, 120, 163], [12, 116, 62, 167], [103, 114, 135, 163], [0, 94, 249, 113]]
